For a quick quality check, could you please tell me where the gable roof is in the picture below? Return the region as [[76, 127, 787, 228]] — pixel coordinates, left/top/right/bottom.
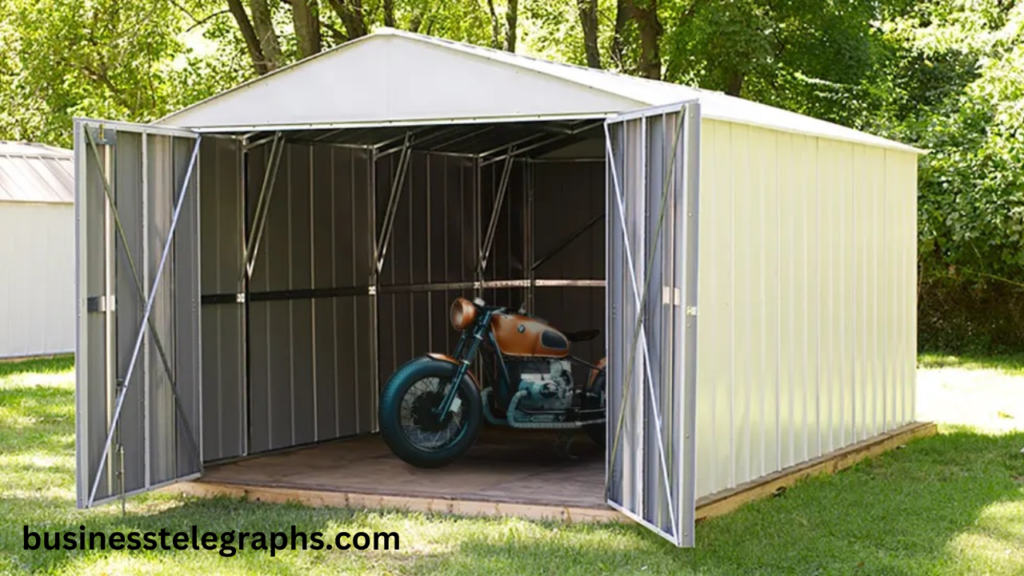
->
[[0, 142, 74, 204], [158, 29, 922, 154]]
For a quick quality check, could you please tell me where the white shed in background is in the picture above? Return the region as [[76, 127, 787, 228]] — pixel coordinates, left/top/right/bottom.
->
[[0, 142, 75, 358], [73, 29, 925, 547]]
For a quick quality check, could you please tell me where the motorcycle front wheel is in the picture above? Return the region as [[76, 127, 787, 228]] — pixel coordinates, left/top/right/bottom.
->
[[378, 358, 482, 468]]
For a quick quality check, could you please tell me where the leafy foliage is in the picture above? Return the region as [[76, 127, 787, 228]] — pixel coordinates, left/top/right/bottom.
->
[[0, 0, 1021, 350]]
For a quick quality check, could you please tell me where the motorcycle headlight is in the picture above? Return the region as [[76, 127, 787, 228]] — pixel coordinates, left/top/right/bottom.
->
[[450, 297, 476, 331]]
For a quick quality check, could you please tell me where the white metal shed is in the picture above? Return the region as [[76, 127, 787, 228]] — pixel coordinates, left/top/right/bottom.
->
[[0, 142, 75, 358], [73, 29, 923, 547]]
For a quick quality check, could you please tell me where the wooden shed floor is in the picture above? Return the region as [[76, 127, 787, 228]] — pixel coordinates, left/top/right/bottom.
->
[[198, 428, 608, 512], [174, 421, 937, 525]]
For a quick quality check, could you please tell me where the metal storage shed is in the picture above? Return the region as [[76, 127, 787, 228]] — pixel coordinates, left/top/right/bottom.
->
[[73, 29, 925, 547], [0, 142, 75, 358]]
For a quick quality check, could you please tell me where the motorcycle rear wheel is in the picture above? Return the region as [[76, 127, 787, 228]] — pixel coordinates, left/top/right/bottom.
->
[[379, 358, 482, 468]]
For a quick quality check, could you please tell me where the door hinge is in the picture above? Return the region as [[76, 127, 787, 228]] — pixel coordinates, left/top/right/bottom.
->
[[235, 293, 246, 304], [686, 306, 698, 317], [86, 295, 115, 313], [662, 287, 682, 306], [86, 125, 117, 146]]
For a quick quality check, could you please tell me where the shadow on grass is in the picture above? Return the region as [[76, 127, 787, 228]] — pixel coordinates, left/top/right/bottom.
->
[[0, 355, 75, 379], [919, 352, 1024, 375], [403, 428, 1024, 575], [3, 429, 1021, 575]]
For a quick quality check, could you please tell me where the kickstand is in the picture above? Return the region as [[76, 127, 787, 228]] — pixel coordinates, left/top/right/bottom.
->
[[552, 430, 580, 460]]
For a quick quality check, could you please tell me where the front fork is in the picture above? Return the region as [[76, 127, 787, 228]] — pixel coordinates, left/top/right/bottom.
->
[[433, 310, 494, 419]]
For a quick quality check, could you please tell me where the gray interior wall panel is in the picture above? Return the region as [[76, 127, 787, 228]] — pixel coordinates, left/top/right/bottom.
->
[[292, 300, 316, 445], [198, 136, 245, 462], [376, 153, 478, 378], [479, 159, 525, 286], [531, 161, 605, 362], [247, 143, 375, 453]]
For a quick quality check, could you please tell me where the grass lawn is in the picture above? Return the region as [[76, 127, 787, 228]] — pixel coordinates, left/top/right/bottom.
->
[[1, 355, 1022, 575]]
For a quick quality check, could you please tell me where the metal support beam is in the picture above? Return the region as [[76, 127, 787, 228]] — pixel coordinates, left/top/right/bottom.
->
[[478, 151, 515, 275], [240, 132, 284, 281], [375, 133, 413, 273], [531, 212, 604, 272], [375, 126, 463, 159], [427, 126, 495, 151], [479, 121, 602, 166], [371, 126, 434, 149], [87, 135, 203, 507]]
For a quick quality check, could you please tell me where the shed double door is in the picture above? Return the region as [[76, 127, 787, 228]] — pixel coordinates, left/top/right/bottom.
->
[[604, 101, 701, 547], [74, 119, 203, 508]]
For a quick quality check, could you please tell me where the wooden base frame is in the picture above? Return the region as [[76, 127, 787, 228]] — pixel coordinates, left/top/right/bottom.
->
[[163, 421, 936, 525]]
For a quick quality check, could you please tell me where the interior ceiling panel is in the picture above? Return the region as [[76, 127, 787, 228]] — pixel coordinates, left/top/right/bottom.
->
[[247, 120, 602, 160]]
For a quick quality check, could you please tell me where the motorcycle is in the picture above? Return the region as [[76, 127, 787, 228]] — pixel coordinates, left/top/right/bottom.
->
[[378, 296, 607, 468]]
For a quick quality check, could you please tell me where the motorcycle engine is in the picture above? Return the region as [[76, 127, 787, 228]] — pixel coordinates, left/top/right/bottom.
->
[[511, 359, 574, 422]]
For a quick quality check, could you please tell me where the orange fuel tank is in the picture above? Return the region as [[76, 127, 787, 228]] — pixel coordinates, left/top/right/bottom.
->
[[490, 313, 570, 358]]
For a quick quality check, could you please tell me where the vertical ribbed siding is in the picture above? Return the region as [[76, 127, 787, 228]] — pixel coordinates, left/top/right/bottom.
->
[[0, 202, 75, 358], [695, 120, 918, 500], [246, 144, 376, 455], [198, 137, 246, 463]]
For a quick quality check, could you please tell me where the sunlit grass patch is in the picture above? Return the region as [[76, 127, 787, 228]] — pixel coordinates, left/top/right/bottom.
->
[[1, 355, 1023, 574]]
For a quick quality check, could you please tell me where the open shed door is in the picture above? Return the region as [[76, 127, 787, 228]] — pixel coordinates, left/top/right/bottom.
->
[[74, 119, 203, 508], [604, 102, 700, 547]]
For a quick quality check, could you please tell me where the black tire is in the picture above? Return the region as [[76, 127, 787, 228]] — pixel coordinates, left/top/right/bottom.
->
[[583, 372, 606, 449], [379, 358, 483, 468]]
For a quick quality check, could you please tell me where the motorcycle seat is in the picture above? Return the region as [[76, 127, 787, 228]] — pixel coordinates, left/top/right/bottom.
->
[[564, 329, 600, 342]]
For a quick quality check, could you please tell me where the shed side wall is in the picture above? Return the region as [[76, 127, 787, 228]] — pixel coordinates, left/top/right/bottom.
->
[[0, 201, 75, 358], [694, 119, 918, 499], [198, 137, 247, 462]]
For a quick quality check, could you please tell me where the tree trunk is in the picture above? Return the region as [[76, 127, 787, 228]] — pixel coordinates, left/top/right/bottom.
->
[[292, 0, 322, 58], [248, 0, 284, 71], [726, 72, 744, 97], [328, 0, 368, 39], [486, 0, 501, 49], [504, 0, 519, 52], [578, 0, 601, 68], [226, 0, 269, 75], [611, 0, 629, 69], [409, 10, 424, 33], [384, 0, 396, 27], [629, 0, 662, 80]]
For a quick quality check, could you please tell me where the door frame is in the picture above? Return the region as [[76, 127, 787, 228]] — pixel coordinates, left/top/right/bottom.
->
[[74, 118, 204, 508]]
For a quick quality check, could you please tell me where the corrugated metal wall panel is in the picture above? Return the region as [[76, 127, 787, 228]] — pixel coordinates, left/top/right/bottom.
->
[[531, 160, 605, 365], [246, 143, 375, 454], [198, 137, 246, 462], [695, 119, 918, 500], [0, 202, 75, 357], [375, 152, 479, 379]]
